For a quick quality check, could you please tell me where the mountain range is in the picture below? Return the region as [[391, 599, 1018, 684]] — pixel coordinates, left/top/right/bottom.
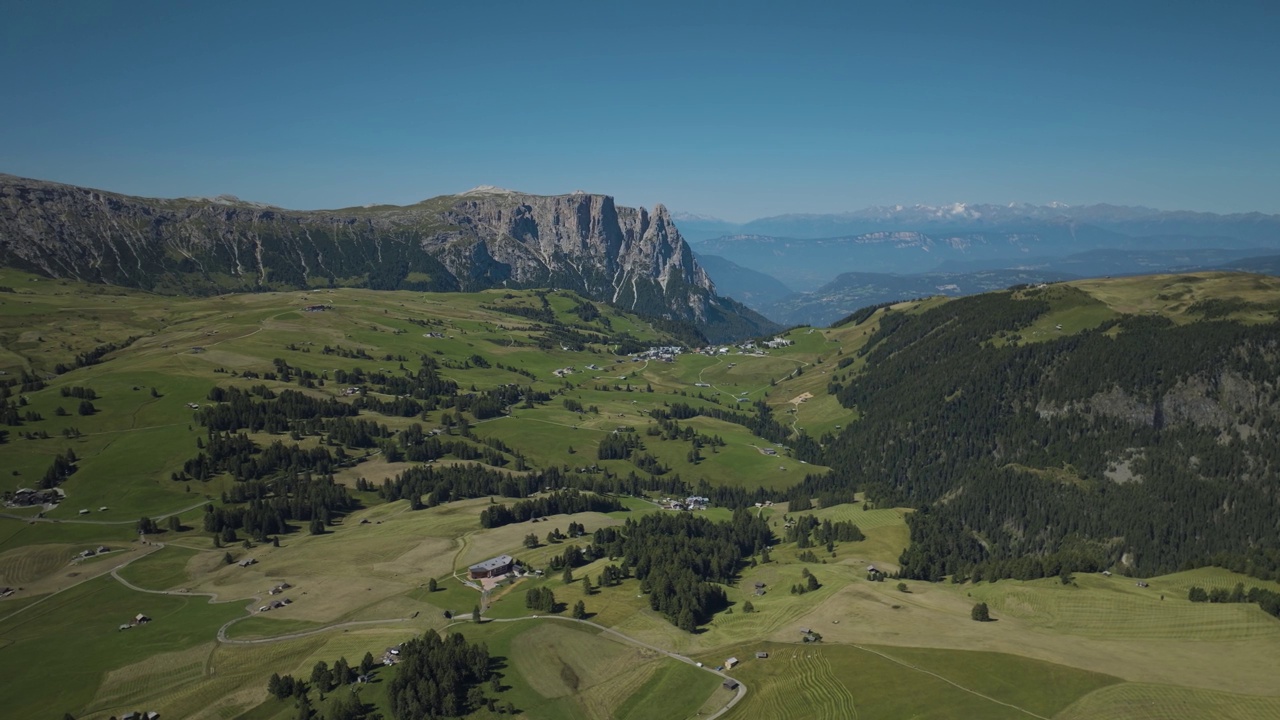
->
[[679, 203, 1280, 327], [0, 176, 775, 342], [675, 202, 1280, 244]]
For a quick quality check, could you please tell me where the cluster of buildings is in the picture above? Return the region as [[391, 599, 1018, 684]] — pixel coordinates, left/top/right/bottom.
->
[[236, 558, 258, 568], [661, 496, 710, 511], [552, 366, 576, 378], [268, 582, 292, 595], [631, 346, 683, 362], [3, 487, 63, 508]]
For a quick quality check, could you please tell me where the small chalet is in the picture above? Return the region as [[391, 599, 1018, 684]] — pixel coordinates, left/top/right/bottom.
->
[[755, 651, 769, 659], [725, 657, 739, 669], [722, 679, 740, 691], [468, 555, 515, 579]]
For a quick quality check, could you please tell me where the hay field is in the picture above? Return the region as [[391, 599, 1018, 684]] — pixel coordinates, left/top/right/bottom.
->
[[1056, 683, 1280, 720]]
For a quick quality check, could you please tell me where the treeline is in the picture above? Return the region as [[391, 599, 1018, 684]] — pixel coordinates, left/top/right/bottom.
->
[[591, 511, 773, 631], [40, 449, 78, 489], [392, 425, 511, 467], [387, 631, 495, 719], [1188, 583, 1280, 620], [651, 401, 822, 462], [200, 386, 357, 433], [51, 336, 140, 375], [479, 489, 624, 528], [784, 515, 864, 548], [202, 472, 356, 538], [182, 434, 343, 483], [379, 463, 540, 508], [815, 288, 1280, 581]]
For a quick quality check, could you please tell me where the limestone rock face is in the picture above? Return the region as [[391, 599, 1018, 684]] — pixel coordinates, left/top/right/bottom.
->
[[0, 174, 774, 341]]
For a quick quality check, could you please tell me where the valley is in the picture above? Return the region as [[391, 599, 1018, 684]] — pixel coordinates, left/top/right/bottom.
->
[[1, 268, 1279, 719]]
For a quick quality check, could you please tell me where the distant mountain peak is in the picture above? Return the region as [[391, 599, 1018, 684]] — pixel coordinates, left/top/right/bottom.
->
[[179, 194, 277, 209], [672, 211, 729, 223], [459, 185, 518, 196]]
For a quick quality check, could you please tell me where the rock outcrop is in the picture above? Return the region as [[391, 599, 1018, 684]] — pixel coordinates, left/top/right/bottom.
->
[[0, 175, 775, 341]]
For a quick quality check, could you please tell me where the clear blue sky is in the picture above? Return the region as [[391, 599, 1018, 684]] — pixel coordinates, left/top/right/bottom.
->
[[2, 0, 1277, 220]]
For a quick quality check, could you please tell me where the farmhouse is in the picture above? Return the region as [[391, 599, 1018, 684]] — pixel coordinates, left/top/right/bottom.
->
[[468, 554, 514, 579], [725, 657, 739, 669], [237, 558, 258, 567]]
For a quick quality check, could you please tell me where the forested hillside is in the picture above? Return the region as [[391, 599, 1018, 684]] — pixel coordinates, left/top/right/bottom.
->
[[818, 279, 1280, 582]]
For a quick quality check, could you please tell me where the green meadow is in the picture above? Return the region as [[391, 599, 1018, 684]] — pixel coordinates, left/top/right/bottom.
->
[[2, 271, 1280, 718]]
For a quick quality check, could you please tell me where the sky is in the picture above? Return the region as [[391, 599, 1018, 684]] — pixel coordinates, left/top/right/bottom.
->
[[2, 0, 1278, 221]]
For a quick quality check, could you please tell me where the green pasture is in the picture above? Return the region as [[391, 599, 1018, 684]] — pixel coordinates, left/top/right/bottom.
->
[[0, 573, 243, 719], [1056, 682, 1280, 720], [719, 642, 1120, 720]]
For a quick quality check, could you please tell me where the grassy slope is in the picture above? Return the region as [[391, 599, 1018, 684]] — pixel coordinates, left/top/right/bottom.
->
[[5, 270, 1280, 718]]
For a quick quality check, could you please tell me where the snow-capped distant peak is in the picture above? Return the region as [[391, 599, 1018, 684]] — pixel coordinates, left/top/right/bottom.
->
[[672, 211, 728, 222], [460, 185, 518, 196]]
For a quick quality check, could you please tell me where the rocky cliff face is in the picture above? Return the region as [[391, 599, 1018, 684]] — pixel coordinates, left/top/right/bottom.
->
[[0, 176, 774, 341]]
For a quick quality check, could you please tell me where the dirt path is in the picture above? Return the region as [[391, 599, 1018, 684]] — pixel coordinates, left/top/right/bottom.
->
[[0, 499, 210, 526], [0, 542, 164, 626]]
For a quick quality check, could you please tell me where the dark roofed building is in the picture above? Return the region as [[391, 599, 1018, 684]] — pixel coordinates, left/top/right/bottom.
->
[[722, 678, 740, 691], [468, 554, 515, 579]]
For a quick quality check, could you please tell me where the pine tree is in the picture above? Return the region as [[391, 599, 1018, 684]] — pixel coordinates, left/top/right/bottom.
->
[[428, 577, 438, 592], [572, 600, 587, 619], [472, 604, 482, 623], [971, 602, 991, 622]]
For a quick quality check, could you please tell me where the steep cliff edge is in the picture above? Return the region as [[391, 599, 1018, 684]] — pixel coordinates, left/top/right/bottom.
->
[[0, 176, 776, 341]]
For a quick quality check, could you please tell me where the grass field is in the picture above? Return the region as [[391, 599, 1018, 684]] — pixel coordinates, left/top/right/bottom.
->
[[0, 574, 244, 719], [718, 642, 1120, 720], [455, 619, 722, 720], [6, 271, 1280, 718], [1056, 682, 1280, 720]]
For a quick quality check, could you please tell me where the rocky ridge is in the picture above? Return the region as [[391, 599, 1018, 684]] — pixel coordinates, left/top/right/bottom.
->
[[0, 174, 774, 341]]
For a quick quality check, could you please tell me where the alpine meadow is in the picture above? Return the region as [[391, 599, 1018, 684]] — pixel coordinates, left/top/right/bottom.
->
[[4, 4, 1280, 718], [2, 201, 1280, 718]]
